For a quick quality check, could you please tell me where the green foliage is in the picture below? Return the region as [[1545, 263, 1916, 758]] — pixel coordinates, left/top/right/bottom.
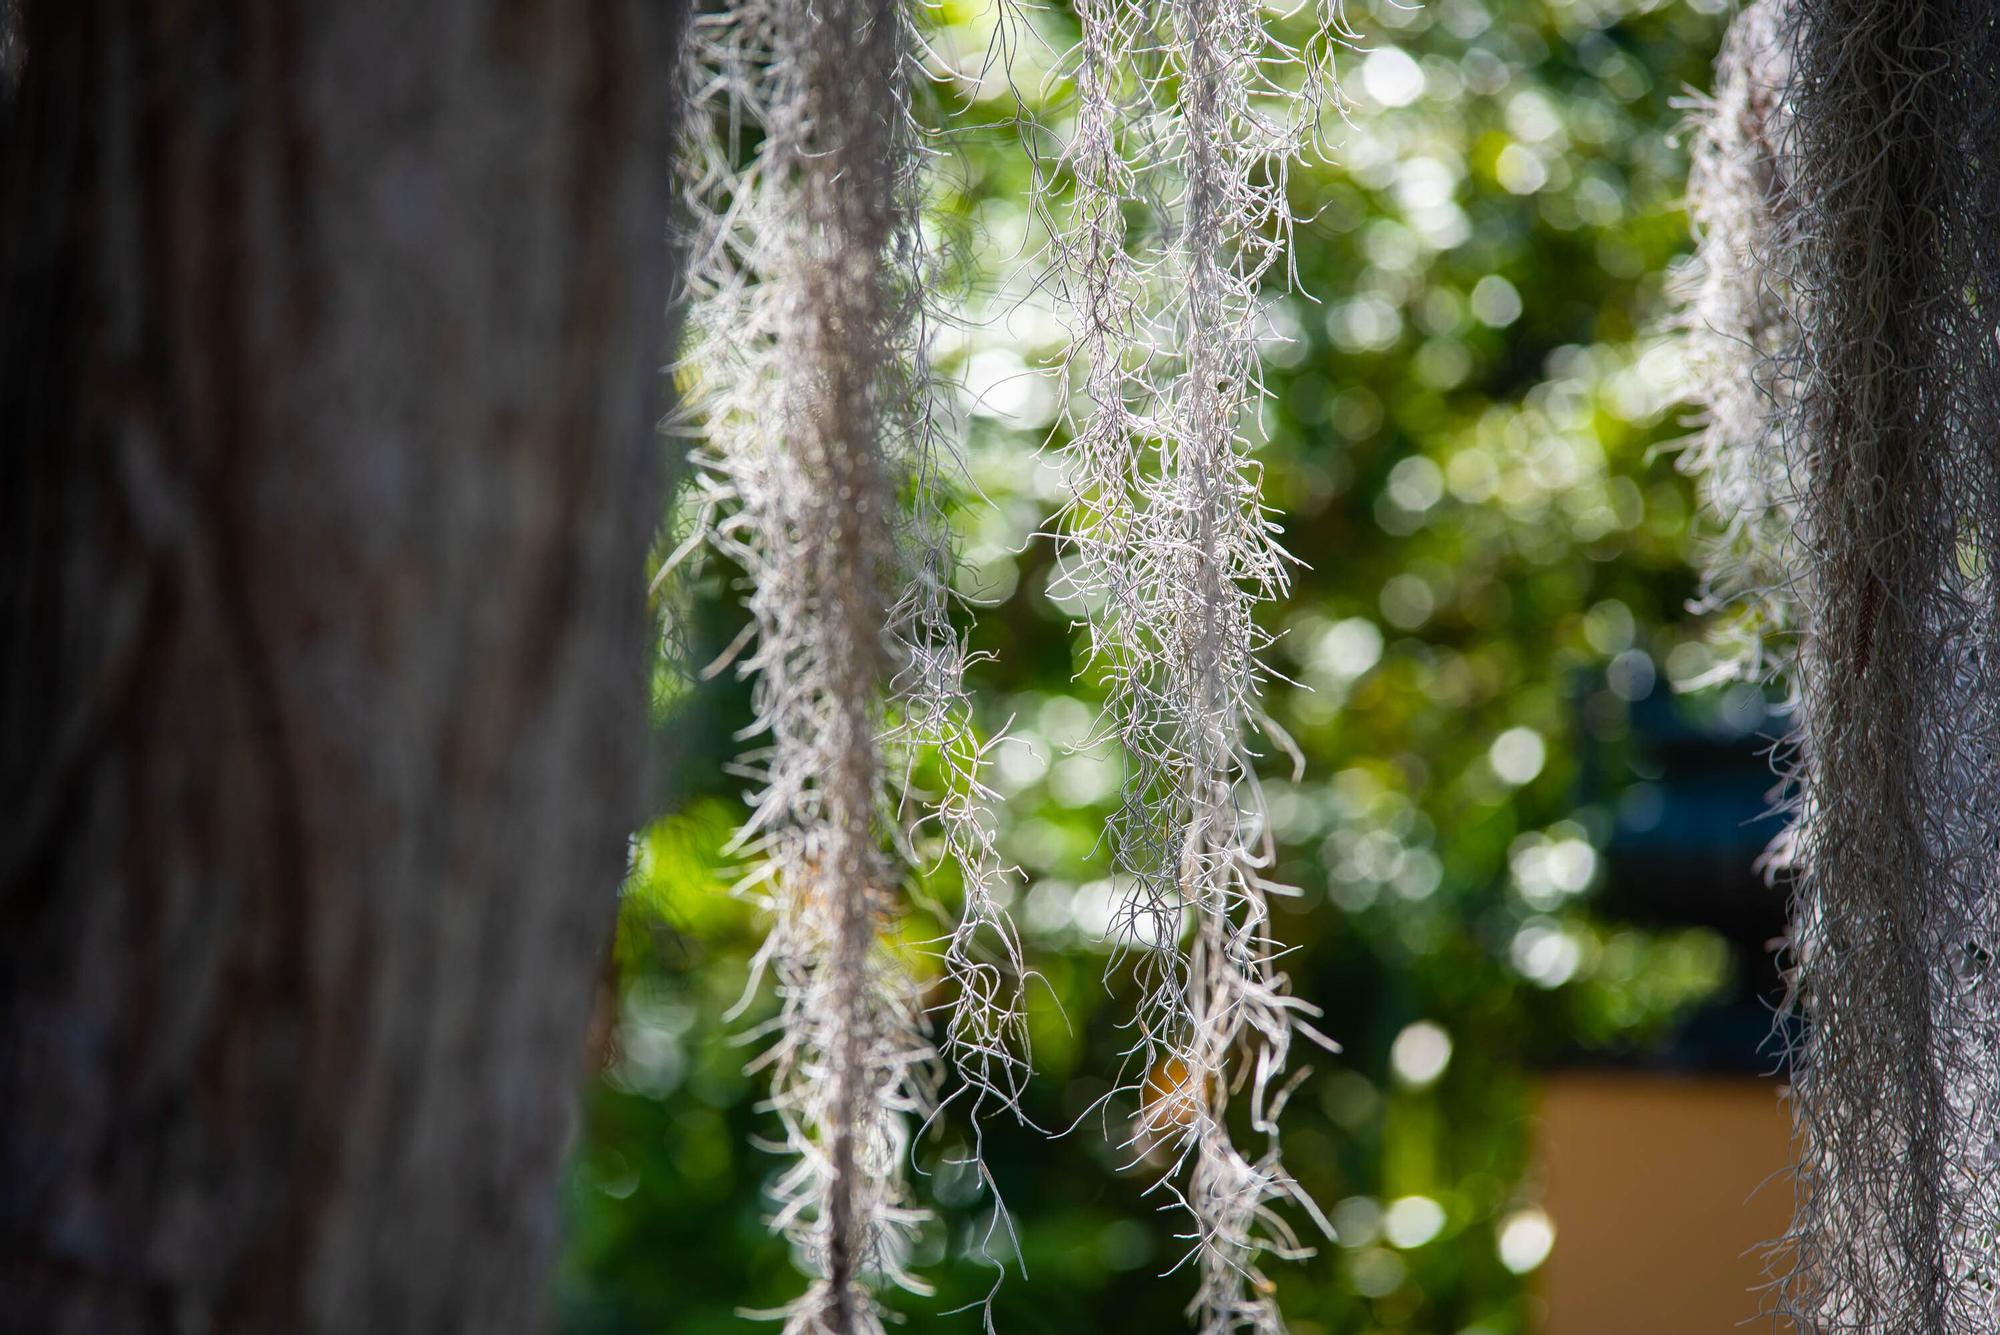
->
[[558, 0, 1736, 1330]]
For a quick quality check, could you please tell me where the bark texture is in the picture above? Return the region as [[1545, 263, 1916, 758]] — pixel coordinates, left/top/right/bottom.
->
[[0, 3, 685, 1332]]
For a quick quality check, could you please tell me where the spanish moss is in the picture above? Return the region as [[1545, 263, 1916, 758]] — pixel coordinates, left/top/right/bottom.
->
[[674, 0, 1024, 1324], [1044, 0, 1350, 1326], [1684, 2, 2000, 1328]]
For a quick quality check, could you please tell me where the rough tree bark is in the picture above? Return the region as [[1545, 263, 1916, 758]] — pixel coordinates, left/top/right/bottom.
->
[[0, 3, 686, 1332]]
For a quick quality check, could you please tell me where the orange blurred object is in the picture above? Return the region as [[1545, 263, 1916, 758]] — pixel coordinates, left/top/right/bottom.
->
[[1141, 1056, 1206, 1132], [1538, 1072, 1797, 1334]]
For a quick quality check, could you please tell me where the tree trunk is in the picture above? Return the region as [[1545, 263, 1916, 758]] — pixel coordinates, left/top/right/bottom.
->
[[0, 3, 686, 1332]]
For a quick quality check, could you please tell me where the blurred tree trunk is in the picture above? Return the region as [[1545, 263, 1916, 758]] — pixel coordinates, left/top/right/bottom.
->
[[0, 3, 686, 1332]]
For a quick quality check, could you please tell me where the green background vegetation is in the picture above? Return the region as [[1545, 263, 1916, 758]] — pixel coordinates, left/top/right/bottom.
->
[[555, 1, 1751, 1330]]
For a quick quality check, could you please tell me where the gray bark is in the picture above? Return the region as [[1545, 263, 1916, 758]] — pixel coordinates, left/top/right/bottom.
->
[[0, 3, 686, 1332]]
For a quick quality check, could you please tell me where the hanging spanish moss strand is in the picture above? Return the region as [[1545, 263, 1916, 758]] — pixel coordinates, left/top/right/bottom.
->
[[1680, 0, 2000, 1327], [890, 284, 1035, 1229], [1783, 1, 1973, 1326], [881, 83, 1032, 1143], [1046, 0, 1164, 957], [1043, 0, 1348, 1326], [673, 0, 1027, 1323], [1675, 0, 1799, 691], [846, 2, 1033, 1273]]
